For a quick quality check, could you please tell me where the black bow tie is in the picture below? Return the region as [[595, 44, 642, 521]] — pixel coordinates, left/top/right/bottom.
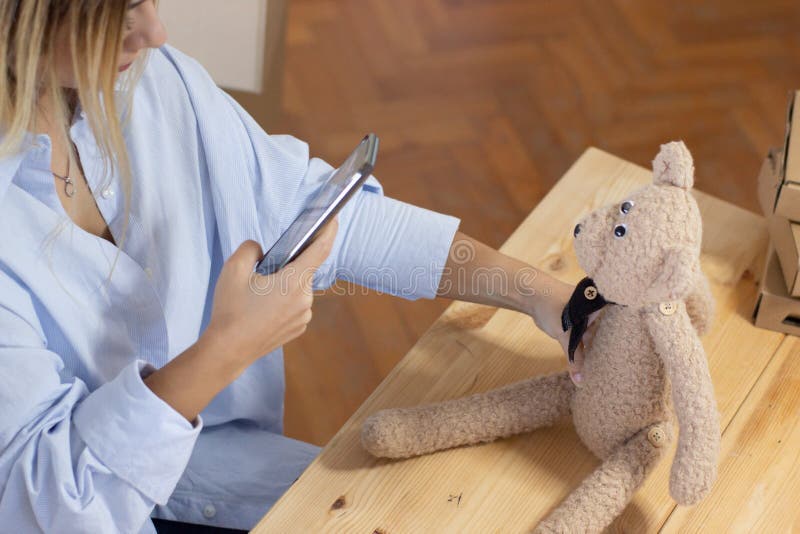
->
[[561, 277, 611, 362]]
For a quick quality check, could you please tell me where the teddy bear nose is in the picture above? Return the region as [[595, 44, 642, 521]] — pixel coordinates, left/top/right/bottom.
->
[[573, 223, 582, 237]]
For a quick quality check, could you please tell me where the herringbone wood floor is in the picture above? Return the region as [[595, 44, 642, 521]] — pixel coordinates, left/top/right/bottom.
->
[[275, 0, 800, 445]]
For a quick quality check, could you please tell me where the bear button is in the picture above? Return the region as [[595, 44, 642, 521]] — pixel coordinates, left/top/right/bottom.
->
[[584, 286, 598, 300], [658, 301, 676, 316], [647, 427, 666, 447]]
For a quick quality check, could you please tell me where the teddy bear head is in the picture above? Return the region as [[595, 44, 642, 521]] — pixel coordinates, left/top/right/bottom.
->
[[572, 141, 703, 307]]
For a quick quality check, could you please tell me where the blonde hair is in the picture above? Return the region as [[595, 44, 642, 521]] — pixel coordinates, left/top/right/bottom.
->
[[0, 0, 150, 292]]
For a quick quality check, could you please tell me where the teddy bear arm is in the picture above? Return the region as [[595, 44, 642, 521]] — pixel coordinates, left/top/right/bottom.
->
[[685, 269, 715, 336], [645, 307, 721, 505]]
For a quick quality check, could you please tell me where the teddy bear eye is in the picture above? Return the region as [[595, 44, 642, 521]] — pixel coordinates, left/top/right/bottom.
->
[[620, 200, 634, 215], [614, 224, 627, 238]]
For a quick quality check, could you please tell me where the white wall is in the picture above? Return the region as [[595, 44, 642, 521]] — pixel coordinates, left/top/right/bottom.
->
[[157, 0, 267, 93]]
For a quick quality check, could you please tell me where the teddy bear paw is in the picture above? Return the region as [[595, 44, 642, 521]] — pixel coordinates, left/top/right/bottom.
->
[[361, 410, 418, 459], [532, 516, 572, 534], [669, 463, 715, 505]]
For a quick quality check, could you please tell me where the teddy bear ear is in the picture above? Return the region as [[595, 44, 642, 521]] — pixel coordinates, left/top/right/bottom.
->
[[652, 140, 694, 190]]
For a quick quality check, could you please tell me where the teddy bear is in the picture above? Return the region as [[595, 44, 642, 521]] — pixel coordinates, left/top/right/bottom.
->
[[360, 141, 721, 533]]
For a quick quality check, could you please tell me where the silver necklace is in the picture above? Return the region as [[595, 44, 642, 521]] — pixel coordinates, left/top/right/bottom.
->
[[52, 149, 77, 198], [52, 170, 76, 197]]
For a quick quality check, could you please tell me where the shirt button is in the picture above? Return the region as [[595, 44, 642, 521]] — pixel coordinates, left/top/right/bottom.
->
[[202, 504, 216, 519], [101, 188, 114, 199], [658, 301, 676, 316], [647, 426, 666, 448], [143, 267, 153, 280]]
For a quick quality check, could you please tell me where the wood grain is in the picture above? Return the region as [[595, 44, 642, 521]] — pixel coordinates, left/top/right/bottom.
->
[[253, 148, 782, 533]]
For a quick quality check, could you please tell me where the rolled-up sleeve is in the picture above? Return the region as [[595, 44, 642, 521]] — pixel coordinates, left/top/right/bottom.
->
[[281, 151, 461, 300], [0, 276, 201, 533], [314, 188, 461, 300]]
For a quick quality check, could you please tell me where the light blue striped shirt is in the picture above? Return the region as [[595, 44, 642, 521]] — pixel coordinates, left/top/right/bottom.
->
[[0, 44, 460, 533]]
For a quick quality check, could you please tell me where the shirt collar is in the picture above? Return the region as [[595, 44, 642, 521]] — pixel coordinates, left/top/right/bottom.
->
[[0, 149, 28, 205], [0, 108, 93, 206]]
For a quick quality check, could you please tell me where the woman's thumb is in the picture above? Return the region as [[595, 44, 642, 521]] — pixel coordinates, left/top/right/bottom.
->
[[569, 343, 585, 386], [294, 218, 339, 269], [231, 240, 264, 271]]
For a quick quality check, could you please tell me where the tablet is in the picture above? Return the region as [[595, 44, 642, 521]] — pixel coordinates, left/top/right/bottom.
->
[[254, 133, 379, 276]]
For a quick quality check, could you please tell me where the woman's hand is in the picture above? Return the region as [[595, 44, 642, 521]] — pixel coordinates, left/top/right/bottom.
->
[[202, 217, 339, 367], [434, 231, 600, 385], [525, 277, 600, 386], [143, 218, 339, 424]]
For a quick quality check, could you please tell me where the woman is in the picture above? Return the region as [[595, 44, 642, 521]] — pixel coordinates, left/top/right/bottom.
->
[[0, 1, 590, 532]]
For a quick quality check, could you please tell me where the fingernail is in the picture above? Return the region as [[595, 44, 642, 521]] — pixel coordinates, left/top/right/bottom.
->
[[573, 372, 583, 383]]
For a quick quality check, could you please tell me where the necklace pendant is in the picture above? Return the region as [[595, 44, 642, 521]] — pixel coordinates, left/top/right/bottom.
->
[[64, 179, 76, 197]]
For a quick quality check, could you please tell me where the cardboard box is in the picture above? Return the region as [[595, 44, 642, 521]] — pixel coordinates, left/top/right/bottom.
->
[[761, 149, 800, 296], [769, 214, 800, 296], [768, 90, 800, 221], [757, 148, 782, 217], [753, 247, 800, 337]]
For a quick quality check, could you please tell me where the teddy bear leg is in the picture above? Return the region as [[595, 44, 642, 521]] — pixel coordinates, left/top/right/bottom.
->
[[361, 371, 574, 459], [533, 421, 671, 534]]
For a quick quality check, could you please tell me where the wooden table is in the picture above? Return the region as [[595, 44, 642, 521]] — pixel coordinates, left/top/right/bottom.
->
[[253, 148, 799, 533]]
